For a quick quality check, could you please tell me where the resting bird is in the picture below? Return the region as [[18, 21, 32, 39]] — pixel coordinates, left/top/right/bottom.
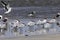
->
[[1, 1, 12, 14], [56, 13, 60, 18], [28, 11, 36, 17]]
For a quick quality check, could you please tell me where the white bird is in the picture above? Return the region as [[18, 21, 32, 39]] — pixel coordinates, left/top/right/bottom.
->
[[28, 14, 33, 17], [42, 19, 47, 24], [44, 22, 51, 29], [18, 23, 25, 27], [27, 21, 35, 26], [36, 19, 47, 25], [5, 7, 12, 14], [28, 11, 36, 17], [1, 1, 12, 14], [11, 20, 19, 27], [49, 19, 56, 23], [41, 18, 47, 28], [57, 13, 60, 15], [36, 20, 42, 25], [56, 13, 60, 18]]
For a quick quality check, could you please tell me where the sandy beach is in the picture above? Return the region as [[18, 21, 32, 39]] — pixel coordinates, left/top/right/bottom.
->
[[0, 34, 60, 40]]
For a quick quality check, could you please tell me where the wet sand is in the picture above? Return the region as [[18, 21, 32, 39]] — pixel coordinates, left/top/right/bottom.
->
[[0, 34, 60, 40]]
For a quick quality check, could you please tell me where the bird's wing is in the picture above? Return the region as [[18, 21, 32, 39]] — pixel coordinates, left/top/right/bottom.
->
[[5, 7, 12, 14]]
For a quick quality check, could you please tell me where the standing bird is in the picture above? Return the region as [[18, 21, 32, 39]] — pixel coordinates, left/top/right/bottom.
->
[[56, 13, 60, 18], [1, 1, 12, 14], [28, 11, 36, 17]]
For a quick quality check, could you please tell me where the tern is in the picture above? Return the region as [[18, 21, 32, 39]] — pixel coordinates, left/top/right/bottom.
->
[[28, 11, 36, 17], [1, 1, 12, 14]]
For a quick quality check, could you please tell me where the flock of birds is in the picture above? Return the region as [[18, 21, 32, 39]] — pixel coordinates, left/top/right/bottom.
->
[[0, 1, 60, 37], [0, 15, 59, 36]]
